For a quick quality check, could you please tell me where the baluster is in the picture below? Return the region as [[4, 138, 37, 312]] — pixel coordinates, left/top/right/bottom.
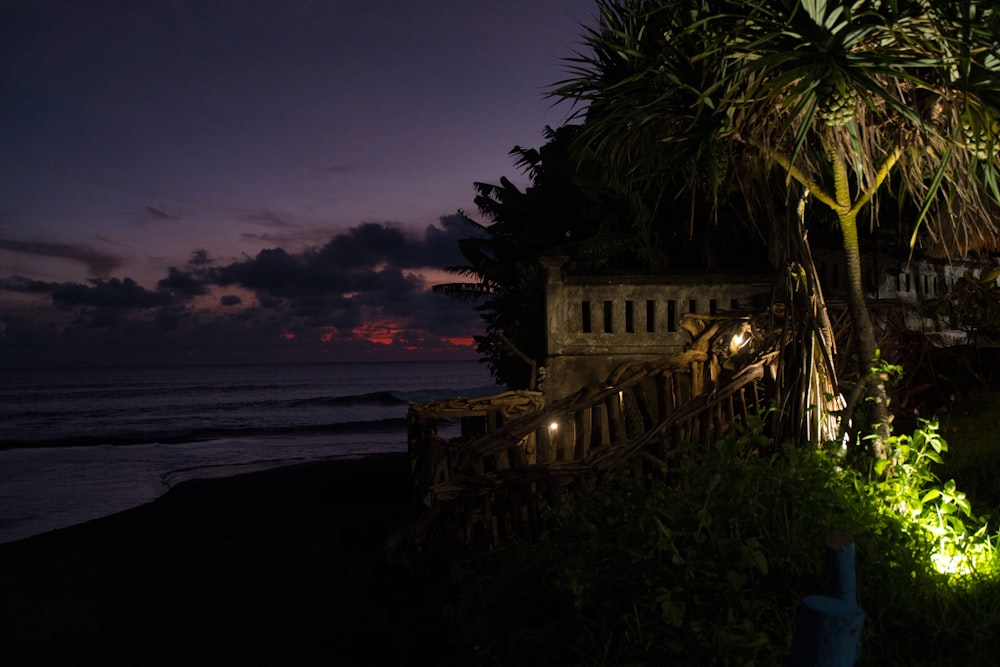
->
[[575, 408, 592, 459]]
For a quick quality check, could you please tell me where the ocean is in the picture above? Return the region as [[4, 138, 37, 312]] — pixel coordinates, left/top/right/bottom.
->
[[0, 360, 497, 544]]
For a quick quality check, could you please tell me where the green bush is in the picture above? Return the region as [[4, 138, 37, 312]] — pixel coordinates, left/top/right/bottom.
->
[[408, 418, 1000, 666]]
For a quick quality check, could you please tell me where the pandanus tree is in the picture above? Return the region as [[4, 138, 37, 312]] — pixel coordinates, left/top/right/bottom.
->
[[554, 0, 1000, 456]]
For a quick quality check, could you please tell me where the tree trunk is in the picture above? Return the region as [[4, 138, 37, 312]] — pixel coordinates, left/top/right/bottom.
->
[[838, 211, 890, 459], [826, 140, 890, 458]]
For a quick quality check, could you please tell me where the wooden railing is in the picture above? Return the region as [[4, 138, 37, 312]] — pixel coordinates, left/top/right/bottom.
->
[[394, 314, 778, 556]]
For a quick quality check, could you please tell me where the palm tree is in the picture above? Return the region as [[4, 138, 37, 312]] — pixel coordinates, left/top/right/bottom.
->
[[554, 0, 1000, 456]]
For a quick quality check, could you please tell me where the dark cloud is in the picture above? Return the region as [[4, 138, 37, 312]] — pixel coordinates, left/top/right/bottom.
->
[[1, 215, 485, 366], [0, 238, 122, 277], [189, 249, 212, 266], [213, 247, 311, 294], [316, 222, 412, 268], [206, 217, 470, 304], [424, 214, 476, 267], [157, 266, 209, 297], [0, 275, 56, 294], [51, 277, 172, 310], [313, 214, 470, 270]]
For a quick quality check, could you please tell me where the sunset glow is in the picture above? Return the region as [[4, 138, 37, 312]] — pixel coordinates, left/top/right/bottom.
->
[[0, 1, 591, 367], [442, 336, 476, 347], [352, 320, 405, 346]]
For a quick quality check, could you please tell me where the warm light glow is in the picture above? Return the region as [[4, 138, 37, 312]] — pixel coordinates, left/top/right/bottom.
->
[[352, 319, 404, 345], [320, 326, 339, 343], [731, 322, 752, 351], [441, 336, 475, 347], [280, 331, 296, 341], [549, 421, 559, 432]]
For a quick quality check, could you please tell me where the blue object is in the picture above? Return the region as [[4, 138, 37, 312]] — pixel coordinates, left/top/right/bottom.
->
[[789, 534, 864, 666], [826, 537, 857, 606], [789, 595, 865, 666]]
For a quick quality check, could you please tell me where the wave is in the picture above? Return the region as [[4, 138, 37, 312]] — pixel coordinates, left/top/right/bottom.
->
[[302, 384, 499, 407], [3, 384, 503, 420], [0, 417, 409, 450], [305, 391, 407, 407]]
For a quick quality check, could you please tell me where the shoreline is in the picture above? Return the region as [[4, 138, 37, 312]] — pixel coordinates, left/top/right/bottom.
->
[[0, 452, 415, 666]]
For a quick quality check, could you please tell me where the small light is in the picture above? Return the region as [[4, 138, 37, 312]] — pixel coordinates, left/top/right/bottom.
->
[[549, 421, 559, 432], [730, 323, 752, 353]]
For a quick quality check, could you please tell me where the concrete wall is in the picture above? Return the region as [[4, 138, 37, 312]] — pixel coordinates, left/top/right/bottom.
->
[[812, 248, 995, 342], [812, 247, 989, 303], [540, 256, 773, 401], [538, 252, 996, 402]]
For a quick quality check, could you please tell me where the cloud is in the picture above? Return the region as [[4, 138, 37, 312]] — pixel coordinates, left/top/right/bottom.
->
[[0, 238, 123, 277], [51, 277, 172, 310], [0, 275, 56, 294], [157, 266, 210, 297], [141, 206, 179, 221], [1, 274, 172, 310], [188, 249, 213, 266], [213, 215, 471, 297], [0, 215, 485, 366], [241, 209, 294, 228]]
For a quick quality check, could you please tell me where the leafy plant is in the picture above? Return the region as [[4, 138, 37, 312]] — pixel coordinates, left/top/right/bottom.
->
[[395, 414, 1000, 666], [853, 419, 997, 581]]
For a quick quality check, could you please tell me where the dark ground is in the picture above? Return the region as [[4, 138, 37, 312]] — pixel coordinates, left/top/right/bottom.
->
[[0, 452, 417, 666]]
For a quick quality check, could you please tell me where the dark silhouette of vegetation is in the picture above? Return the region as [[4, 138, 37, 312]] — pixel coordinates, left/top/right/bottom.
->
[[437, 120, 772, 387], [553, 0, 1000, 457]]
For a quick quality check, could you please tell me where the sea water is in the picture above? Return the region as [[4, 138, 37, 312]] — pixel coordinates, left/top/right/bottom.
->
[[0, 360, 496, 544]]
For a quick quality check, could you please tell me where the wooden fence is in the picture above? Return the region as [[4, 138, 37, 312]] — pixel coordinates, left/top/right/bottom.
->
[[392, 313, 779, 558]]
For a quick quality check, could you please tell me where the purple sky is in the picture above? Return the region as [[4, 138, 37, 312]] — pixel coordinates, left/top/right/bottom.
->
[[0, 0, 594, 367]]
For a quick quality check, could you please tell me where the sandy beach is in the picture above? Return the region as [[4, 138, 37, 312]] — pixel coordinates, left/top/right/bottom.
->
[[0, 452, 415, 666]]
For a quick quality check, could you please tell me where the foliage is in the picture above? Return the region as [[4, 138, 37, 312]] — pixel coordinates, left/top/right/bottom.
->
[[400, 416, 1000, 666], [555, 0, 1000, 253], [434, 126, 638, 387], [552, 0, 1000, 452], [436, 125, 770, 387], [919, 265, 1000, 344], [855, 419, 997, 581]]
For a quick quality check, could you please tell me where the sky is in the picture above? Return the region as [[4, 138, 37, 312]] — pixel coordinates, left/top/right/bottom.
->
[[0, 0, 594, 368]]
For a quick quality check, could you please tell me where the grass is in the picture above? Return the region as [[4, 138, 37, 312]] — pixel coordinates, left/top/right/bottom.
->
[[379, 348, 1000, 665], [926, 390, 1000, 521], [382, 405, 1000, 666]]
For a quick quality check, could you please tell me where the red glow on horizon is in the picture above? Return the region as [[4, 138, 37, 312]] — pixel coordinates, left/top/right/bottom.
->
[[352, 319, 404, 346], [320, 326, 339, 343], [442, 336, 475, 347], [280, 331, 296, 341]]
